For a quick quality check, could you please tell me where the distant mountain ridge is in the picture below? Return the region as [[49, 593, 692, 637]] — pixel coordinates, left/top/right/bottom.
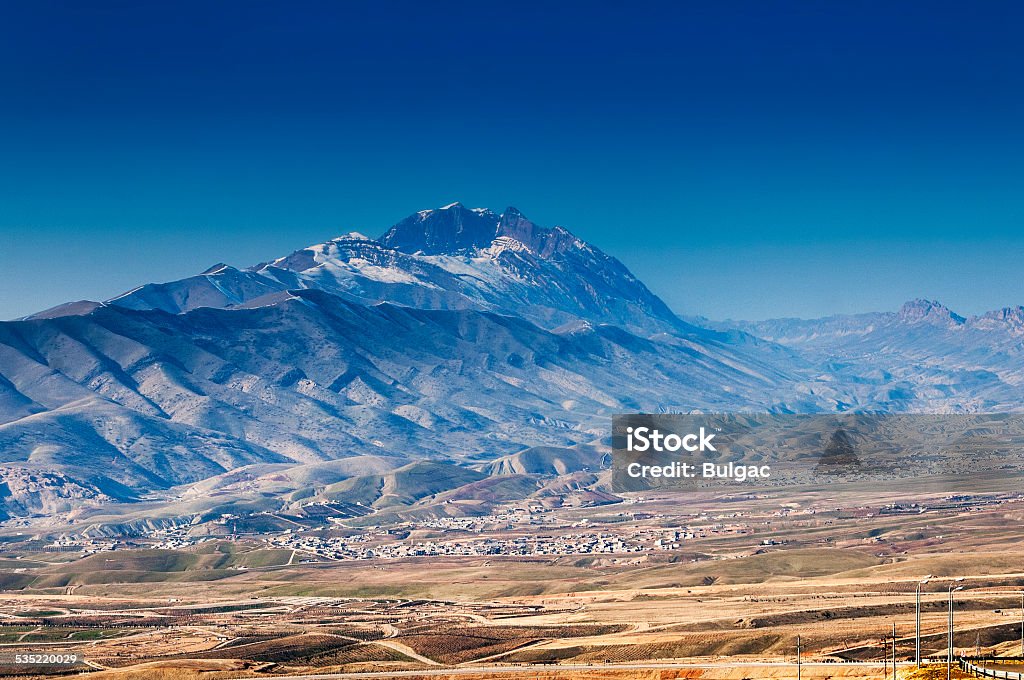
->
[[4, 205, 1024, 526], [711, 298, 1024, 413], [723, 298, 1024, 343]]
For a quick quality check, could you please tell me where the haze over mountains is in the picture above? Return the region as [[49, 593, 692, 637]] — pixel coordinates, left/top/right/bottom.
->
[[711, 298, 1024, 412], [2, 203, 1023, 524]]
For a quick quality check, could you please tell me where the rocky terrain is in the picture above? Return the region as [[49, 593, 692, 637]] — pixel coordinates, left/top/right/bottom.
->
[[2, 203, 1024, 522]]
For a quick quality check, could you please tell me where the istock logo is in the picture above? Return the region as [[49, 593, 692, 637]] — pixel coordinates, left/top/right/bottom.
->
[[625, 426, 716, 452]]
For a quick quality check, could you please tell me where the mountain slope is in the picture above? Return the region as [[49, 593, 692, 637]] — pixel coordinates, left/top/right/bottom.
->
[[0, 276, 813, 519]]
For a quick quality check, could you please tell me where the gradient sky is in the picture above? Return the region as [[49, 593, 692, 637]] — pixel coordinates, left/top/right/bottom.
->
[[2, 1, 1023, 321]]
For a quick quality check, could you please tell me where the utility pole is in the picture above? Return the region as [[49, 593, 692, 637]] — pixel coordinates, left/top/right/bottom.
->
[[1020, 591, 1023, 658], [797, 635, 802, 680], [918, 576, 932, 668], [949, 580, 965, 680], [948, 586, 952, 680], [884, 634, 889, 680], [893, 622, 898, 673]]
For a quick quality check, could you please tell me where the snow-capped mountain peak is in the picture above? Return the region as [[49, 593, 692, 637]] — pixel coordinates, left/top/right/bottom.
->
[[380, 202, 500, 255], [897, 298, 966, 327], [82, 203, 681, 334], [243, 203, 684, 332]]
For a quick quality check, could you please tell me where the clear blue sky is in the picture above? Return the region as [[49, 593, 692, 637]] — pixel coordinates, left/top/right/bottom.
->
[[2, 1, 1023, 320]]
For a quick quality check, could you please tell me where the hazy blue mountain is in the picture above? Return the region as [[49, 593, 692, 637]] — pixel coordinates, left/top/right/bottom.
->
[[718, 299, 1024, 412]]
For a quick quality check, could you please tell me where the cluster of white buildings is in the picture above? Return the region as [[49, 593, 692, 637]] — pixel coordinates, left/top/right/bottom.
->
[[44, 537, 123, 553], [266, 523, 724, 561]]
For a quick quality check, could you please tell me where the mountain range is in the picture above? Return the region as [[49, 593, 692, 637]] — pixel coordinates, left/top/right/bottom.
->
[[2, 203, 1023, 525]]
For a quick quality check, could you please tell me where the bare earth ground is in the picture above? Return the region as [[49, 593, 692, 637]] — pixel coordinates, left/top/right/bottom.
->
[[1, 477, 1022, 678]]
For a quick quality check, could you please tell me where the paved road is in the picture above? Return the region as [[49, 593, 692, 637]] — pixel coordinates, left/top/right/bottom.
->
[[242, 660, 913, 680], [982, 664, 1024, 673]]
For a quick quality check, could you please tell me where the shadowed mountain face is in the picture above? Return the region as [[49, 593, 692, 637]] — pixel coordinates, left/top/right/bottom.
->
[[3, 205, 1024, 522], [382, 204, 586, 259], [379, 202, 502, 254]]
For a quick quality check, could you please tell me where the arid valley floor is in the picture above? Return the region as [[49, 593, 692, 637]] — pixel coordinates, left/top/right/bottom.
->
[[1, 474, 1023, 679]]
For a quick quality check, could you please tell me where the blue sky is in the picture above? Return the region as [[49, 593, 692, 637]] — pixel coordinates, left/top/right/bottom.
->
[[2, 1, 1023, 320]]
